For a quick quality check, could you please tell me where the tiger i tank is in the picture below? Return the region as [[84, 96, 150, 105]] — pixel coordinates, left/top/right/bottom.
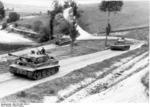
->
[[8, 49, 60, 80], [110, 37, 130, 51]]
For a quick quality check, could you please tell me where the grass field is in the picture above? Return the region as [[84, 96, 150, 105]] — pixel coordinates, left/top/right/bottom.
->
[[11, 1, 149, 41], [115, 28, 149, 41], [78, 1, 149, 33], [16, 14, 49, 27], [0, 43, 32, 54]]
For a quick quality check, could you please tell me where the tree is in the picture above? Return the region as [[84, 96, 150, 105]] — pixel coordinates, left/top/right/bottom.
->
[[54, 13, 70, 35], [99, 1, 123, 46], [63, 0, 79, 18], [8, 12, 20, 23], [49, 0, 63, 40], [1, 22, 7, 29], [69, 21, 79, 52], [63, 1, 79, 52], [0, 9, 5, 20], [63, 0, 70, 9], [0, 1, 5, 20], [70, 0, 78, 18], [38, 26, 50, 43]]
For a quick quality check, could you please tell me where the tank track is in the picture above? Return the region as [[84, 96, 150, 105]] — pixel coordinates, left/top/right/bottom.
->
[[110, 45, 130, 51], [9, 66, 59, 80]]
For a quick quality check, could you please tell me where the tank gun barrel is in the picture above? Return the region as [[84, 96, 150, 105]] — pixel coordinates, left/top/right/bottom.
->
[[8, 53, 28, 59], [8, 53, 17, 57]]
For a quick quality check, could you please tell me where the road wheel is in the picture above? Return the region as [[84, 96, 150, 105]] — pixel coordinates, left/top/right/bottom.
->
[[42, 70, 47, 78], [52, 68, 57, 75], [33, 72, 42, 80], [27, 72, 32, 79]]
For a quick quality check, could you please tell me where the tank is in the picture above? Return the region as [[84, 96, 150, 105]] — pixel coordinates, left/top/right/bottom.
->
[[110, 38, 130, 51], [55, 38, 71, 46], [8, 50, 60, 80]]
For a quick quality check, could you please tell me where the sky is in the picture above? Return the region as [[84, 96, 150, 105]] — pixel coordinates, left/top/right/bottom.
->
[[2, 0, 145, 7], [1, 0, 103, 12], [2, 0, 146, 13], [2, 0, 102, 7]]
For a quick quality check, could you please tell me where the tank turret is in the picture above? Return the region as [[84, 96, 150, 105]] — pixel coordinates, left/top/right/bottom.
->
[[8, 49, 60, 80]]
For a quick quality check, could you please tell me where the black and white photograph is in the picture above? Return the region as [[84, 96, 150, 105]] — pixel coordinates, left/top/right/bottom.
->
[[0, 0, 149, 106]]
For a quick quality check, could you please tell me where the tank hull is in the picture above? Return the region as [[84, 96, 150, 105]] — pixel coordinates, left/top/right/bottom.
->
[[110, 45, 130, 51], [9, 65, 60, 80], [55, 38, 71, 46]]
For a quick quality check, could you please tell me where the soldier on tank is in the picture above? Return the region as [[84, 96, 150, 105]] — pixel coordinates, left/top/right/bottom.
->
[[117, 37, 126, 44], [31, 50, 35, 54], [41, 47, 46, 54], [36, 49, 41, 55]]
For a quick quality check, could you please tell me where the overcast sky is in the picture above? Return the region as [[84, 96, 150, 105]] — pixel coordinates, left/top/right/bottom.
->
[[2, 0, 144, 13], [2, 0, 102, 7], [2, 0, 144, 6]]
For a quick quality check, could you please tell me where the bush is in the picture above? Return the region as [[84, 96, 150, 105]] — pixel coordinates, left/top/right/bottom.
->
[[54, 13, 70, 35], [38, 26, 50, 43], [13, 23, 18, 27], [8, 12, 20, 23], [17, 91, 27, 97], [0, 9, 5, 20], [141, 72, 149, 96], [1, 22, 7, 29], [48, 89, 55, 94], [141, 72, 149, 89]]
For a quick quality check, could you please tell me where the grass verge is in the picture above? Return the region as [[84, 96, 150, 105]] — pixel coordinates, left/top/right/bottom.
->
[[78, 1, 149, 33], [115, 28, 149, 41]]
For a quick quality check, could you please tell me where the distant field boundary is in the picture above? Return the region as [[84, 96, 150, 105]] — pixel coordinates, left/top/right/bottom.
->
[[99, 25, 149, 34]]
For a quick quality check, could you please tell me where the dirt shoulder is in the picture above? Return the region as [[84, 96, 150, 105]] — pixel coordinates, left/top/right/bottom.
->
[[1, 46, 148, 105]]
